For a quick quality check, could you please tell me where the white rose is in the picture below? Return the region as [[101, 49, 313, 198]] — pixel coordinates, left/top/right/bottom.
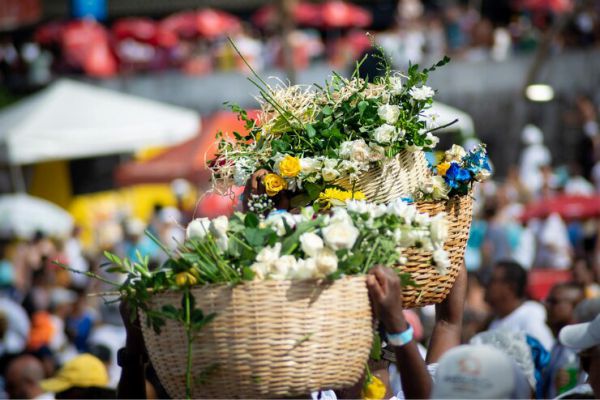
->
[[321, 168, 340, 182], [265, 213, 297, 236], [339, 141, 353, 159], [209, 215, 229, 238], [409, 85, 435, 100], [271, 255, 297, 280], [426, 132, 440, 148], [431, 175, 450, 200], [414, 212, 431, 227], [430, 213, 448, 246], [330, 208, 353, 225], [433, 249, 451, 275], [387, 199, 408, 217], [322, 222, 359, 251], [475, 169, 491, 182], [255, 243, 282, 264], [369, 144, 385, 162], [250, 262, 270, 280], [390, 76, 403, 95], [300, 157, 322, 174], [402, 205, 417, 225], [350, 139, 371, 162], [215, 236, 229, 252], [346, 200, 370, 215], [378, 104, 401, 124], [323, 158, 338, 169], [299, 232, 324, 258], [373, 124, 398, 144], [445, 144, 467, 162], [293, 258, 317, 280], [315, 248, 338, 277], [186, 218, 211, 240]]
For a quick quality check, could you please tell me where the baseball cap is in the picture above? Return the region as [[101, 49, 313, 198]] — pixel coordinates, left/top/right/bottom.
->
[[432, 345, 532, 399], [40, 354, 109, 393], [559, 314, 600, 351]]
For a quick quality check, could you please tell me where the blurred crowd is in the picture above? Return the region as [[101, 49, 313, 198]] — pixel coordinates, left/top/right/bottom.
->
[[2, 0, 600, 88]]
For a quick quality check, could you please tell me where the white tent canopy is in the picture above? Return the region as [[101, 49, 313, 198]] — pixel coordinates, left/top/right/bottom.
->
[[0, 79, 200, 165], [426, 102, 475, 136]]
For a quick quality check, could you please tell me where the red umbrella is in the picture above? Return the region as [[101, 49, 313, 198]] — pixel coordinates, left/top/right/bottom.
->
[[195, 8, 241, 39], [252, 2, 323, 28], [61, 20, 117, 77], [112, 18, 157, 43], [160, 11, 198, 40], [518, 0, 573, 13], [321, 1, 372, 29], [520, 194, 600, 222]]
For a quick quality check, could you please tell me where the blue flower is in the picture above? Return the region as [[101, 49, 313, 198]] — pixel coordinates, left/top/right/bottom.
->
[[444, 162, 471, 189], [463, 146, 491, 175]]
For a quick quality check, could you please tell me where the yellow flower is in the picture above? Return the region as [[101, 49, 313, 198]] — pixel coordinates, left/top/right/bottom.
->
[[278, 155, 301, 178], [319, 188, 366, 208], [175, 271, 198, 287], [263, 173, 288, 196], [437, 162, 451, 176], [361, 375, 386, 400]]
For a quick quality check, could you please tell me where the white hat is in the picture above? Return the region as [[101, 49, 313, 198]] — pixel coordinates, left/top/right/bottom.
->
[[559, 314, 600, 351], [522, 124, 544, 145], [432, 345, 532, 399]]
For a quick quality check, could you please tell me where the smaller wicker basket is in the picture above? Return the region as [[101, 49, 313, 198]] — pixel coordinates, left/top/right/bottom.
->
[[141, 276, 373, 399], [334, 150, 430, 204], [401, 195, 474, 308]]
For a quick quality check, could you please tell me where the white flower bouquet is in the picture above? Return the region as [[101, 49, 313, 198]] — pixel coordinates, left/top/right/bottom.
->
[[210, 45, 454, 207]]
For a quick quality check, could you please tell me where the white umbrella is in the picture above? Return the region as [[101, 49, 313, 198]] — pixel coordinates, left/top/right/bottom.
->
[[0, 194, 74, 239], [426, 102, 475, 136]]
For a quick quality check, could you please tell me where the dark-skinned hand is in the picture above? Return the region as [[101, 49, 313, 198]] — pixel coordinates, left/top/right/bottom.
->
[[366, 265, 407, 334]]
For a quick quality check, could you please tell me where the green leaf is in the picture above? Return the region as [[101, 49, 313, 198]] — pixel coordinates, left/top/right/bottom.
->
[[242, 266, 255, 281], [304, 182, 324, 200], [399, 272, 421, 288], [244, 213, 260, 228], [290, 194, 311, 209], [106, 266, 126, 274], [358, 100, 368, 116], [306, 124, 316, 138], [370, 332, 382, 361]]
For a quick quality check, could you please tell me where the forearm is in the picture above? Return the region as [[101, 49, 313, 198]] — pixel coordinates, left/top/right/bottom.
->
[[116, 343, 147, 399], [393, 341, 432, 399], [425, 319, 462, 364]]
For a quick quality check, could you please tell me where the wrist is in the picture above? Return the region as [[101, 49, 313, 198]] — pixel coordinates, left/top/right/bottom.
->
[[385, 316, 408, 334]]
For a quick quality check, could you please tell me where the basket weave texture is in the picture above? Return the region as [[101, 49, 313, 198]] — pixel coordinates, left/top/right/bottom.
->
[[141, 276, 373, 399], [401, 195, 474, 308], [334, 150, 430, 203]]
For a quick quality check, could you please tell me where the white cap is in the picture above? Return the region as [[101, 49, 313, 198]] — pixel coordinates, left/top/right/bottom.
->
[[522, 124, 544, 145], [559, 314, 600, 351], [432, 345, 531, 399]]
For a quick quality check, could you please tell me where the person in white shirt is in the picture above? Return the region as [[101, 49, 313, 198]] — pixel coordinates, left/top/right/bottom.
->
[[519, 124, 551, 197], [5, 355, 54, 399], [485, 260, 555, 351]]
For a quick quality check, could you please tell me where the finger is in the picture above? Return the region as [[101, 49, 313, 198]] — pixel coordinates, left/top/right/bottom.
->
[[366, 274, 385, 303], [371, 266, 389, 296]]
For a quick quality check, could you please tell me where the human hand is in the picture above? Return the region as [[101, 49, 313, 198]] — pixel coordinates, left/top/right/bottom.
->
[[435, 261, 467, 325], [366, 266, 407, 334], [242, 169, 292, 212]]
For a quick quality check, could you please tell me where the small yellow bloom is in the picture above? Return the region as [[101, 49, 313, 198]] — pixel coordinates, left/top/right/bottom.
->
[[263, 173, 288, 196], [278, 155, 301, 178], [437, 162, 451, 176], [319, 188, 366, 208], [361, 375, 386, 400], [175, 271, 198, 287]]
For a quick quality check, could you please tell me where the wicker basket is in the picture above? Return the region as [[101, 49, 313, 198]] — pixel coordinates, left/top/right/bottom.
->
[[400, 195, 474, 308], [141, 276, 373, 399], [334, 150, 430, 203]]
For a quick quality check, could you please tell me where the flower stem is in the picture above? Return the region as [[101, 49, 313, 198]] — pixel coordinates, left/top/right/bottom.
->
[[184, 289, 193, 399]]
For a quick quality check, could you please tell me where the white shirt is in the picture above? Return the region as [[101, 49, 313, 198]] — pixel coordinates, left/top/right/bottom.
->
[[489, 300, 555, 351]]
